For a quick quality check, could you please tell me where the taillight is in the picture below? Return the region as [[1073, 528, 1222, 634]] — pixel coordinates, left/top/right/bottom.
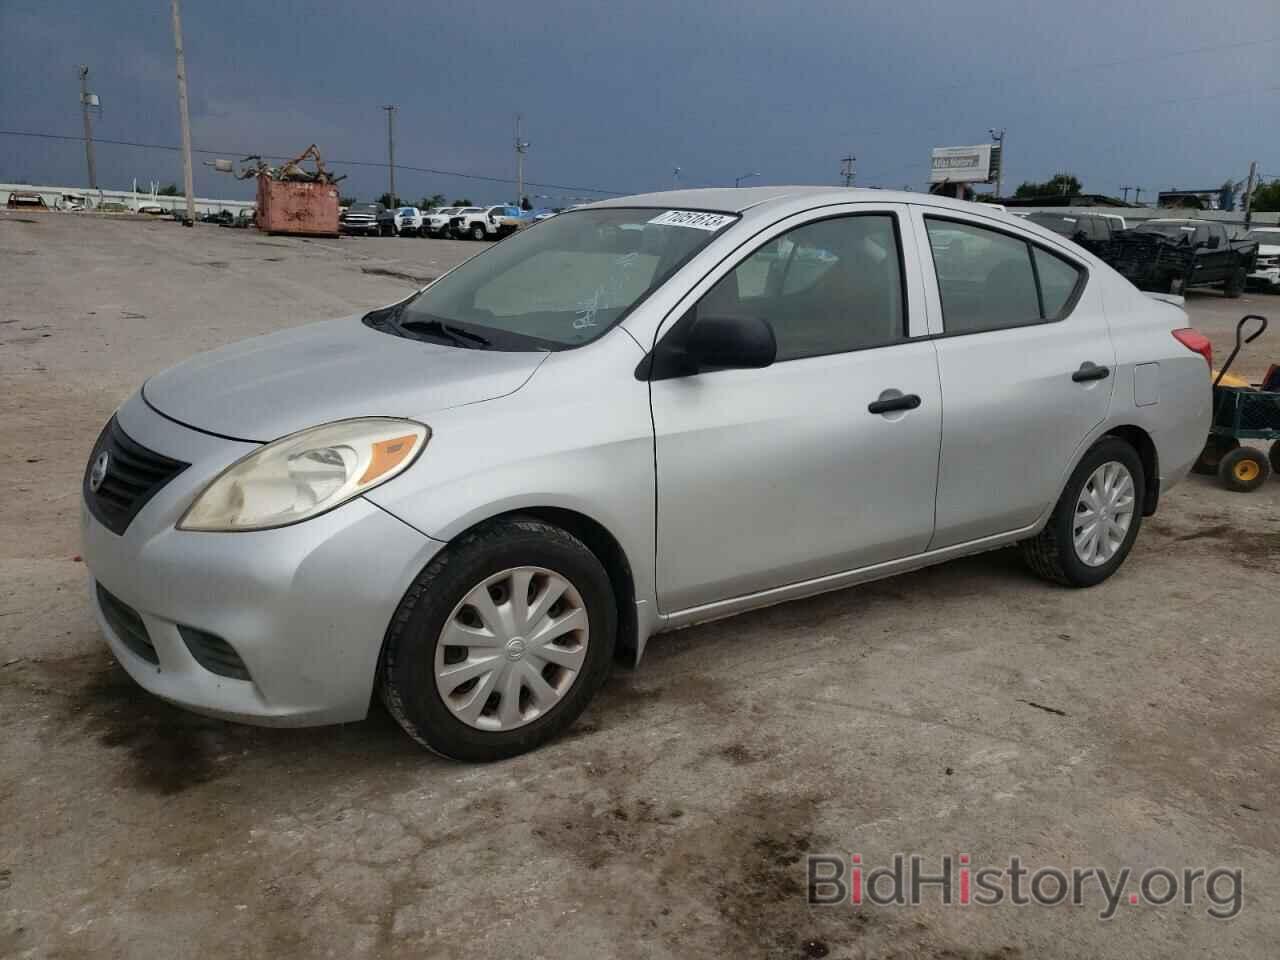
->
[[1172, 328, 1213, 369]]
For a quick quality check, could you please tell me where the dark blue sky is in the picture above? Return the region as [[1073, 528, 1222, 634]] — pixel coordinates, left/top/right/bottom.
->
[[2, 0, 1277, 205]]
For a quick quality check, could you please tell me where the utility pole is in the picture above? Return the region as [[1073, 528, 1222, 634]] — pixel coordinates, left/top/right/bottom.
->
[[1134, 187, 1143, 206], [1120, 185, 1132, 203], [382, 105, 397, 205], [673, 166, 681, 189], [78, 66, 98, 190], [514, 114, 529, 206], [1243, 160, 1258, 229], [840, 154, 856, 187], [989, 128, 1005, 199], [169, 0, 196, 225]]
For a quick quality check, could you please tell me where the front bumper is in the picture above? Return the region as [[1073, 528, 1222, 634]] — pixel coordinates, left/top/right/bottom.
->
[[1247, 265, 1280, 287], [81, 392, 444, 726]]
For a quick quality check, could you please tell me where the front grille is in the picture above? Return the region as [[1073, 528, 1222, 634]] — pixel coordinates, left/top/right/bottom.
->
[[180, 626, 252, 682], [97, 584, 159, 665], [84, 416, 189, 535]]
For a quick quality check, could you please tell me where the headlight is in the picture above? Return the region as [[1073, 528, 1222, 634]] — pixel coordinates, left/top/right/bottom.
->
[[178, 418, 429, 532]]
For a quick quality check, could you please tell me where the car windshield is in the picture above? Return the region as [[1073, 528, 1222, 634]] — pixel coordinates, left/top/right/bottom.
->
[[399, 208, 415, 215], [1135, 222, 1197, 238], [397, 207, 738, 349], [349, 204, 379, 214]]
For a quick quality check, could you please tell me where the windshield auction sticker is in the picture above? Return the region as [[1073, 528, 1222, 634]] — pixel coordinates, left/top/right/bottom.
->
[[648, 210, 735, 231]]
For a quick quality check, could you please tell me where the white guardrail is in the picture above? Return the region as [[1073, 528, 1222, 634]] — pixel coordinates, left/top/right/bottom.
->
[[1, 182, 255, 217]]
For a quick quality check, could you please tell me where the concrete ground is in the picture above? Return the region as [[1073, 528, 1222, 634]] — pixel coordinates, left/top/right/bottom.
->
[[2, 212, 1278, 960]]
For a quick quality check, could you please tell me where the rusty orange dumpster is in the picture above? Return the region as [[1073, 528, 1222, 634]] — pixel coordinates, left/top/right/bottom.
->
[[255, 177, 339, 237]]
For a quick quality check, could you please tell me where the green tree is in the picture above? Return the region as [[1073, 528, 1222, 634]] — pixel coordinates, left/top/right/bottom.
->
[[450, 198, 472, 206], [1014, 173, 1082, 199], [377, 192, 400, 208], [520, 195, 532, 211], [418, 193, 446, 210], [1249, 179, 1280, 213], [157, 183, 181, 196], [339, 194, 357, 207]]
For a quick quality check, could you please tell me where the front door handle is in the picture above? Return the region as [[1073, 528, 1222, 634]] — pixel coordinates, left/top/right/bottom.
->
[[868, 393, 922, 415], [1072, 362, 1110, 383]]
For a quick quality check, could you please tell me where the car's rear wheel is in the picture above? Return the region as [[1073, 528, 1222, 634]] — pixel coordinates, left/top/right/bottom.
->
[[379, 517, 616, 761], [471, 223, 487, 241], [1218, 446, 1270, 492], [1270, 440, 1280, 474], [1020, 438, 1145, 587]]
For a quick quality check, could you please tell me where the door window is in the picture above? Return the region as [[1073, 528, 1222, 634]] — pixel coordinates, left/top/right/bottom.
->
[[1034, 248, 1082, 317], [925, 218, 1084, 332], [694, 214, 905, 360]]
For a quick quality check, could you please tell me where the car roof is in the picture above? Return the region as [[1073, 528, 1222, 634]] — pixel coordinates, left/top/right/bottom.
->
[[586, 185, 1041, 220]]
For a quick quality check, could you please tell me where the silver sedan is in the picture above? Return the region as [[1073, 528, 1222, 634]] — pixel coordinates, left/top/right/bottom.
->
[[81, 187, 1210, 760]]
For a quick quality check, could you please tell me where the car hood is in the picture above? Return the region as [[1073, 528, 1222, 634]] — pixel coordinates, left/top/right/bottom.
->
[[143, 315, 546, 442], [1257, 243, 1280, 257]]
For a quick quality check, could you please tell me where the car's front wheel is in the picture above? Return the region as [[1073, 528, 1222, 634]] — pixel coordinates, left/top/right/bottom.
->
[[1020, 437, 1145, 587], [380, 517, 616, 761]]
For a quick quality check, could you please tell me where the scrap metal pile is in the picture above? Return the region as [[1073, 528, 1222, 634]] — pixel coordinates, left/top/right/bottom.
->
[[242, 144, 343, 237], [235, 144, 345, 185]]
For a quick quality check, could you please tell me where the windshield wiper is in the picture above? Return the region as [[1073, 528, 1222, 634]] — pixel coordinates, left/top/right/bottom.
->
[[399, 317, 492, 348]]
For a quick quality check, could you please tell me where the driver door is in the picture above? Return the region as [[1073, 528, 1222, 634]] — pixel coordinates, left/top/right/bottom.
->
[[649, 206, 942, 613]]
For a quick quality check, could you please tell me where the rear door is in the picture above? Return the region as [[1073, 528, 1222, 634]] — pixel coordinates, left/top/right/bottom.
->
[[910, 207, 1116, 548]]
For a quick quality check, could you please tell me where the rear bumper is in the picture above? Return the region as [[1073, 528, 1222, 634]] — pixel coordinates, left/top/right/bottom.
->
[[80, 393, 444, 726]]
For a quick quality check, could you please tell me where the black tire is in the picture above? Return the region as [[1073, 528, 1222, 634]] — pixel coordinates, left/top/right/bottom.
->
[[1193, 435, 1240, 475], [1218, 446, 1270, 492], [471, 223, 487, 241], [1020, 437, 1145, 588], [1271, 441, 1280, 475], [379, 517, 616, 761], [1224, 267, 1246, 299]]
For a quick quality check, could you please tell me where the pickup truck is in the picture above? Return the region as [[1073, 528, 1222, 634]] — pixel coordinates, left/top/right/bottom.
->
[[1025, 212, 1120, 255], [422, 207, 462, 237], [1241, 227, 1280, 290], [339, 203, 383, 237], [1100, 219, 1257, 297], [449, 205, 526, 241], [378, 206, 424, 237]]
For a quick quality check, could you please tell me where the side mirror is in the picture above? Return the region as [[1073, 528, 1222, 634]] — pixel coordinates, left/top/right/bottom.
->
[[1206, 236, 1221, 249], [685, 314, 777, 371]]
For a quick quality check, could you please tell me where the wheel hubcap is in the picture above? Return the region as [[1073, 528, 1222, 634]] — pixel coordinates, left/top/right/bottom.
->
[[434, 566, 588, 731], [1073, 461, 1136, 567]]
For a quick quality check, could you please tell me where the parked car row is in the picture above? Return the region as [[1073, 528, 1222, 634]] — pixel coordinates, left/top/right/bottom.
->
[[340, 202, 535, 240]]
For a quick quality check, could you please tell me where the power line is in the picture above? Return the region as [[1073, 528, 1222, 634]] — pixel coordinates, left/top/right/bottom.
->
[[0, 129, 630, 196]]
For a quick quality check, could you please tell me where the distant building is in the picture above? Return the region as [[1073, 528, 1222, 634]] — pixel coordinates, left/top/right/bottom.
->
[[1157, 187, 1236, 211]]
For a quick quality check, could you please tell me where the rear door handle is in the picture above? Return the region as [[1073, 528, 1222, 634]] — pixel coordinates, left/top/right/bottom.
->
[[868, 393, 922, 415], [1072, 362, 1110, 383]]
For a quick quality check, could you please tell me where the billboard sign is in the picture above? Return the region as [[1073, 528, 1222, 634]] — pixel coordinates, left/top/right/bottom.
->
[[929, 144, 994, 184]]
